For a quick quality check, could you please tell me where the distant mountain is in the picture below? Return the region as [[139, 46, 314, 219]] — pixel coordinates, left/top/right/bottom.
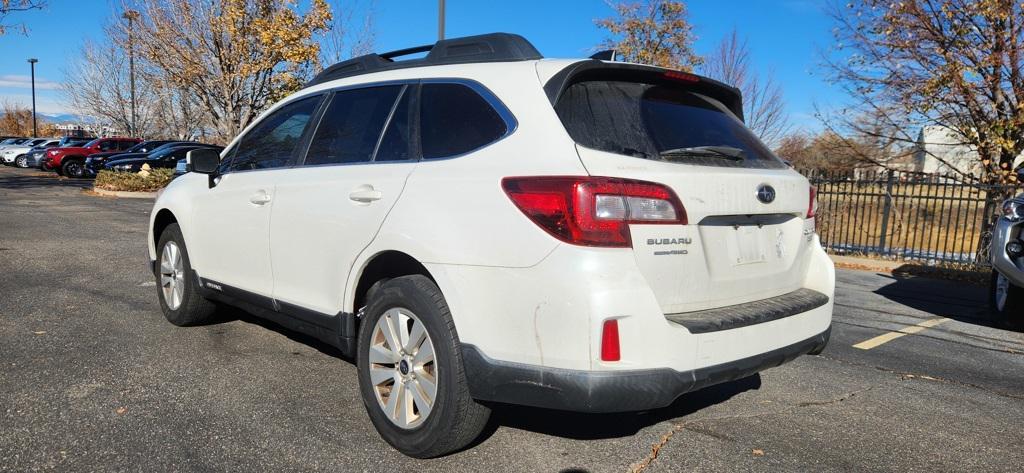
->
[[0, 111, 99, 124], [37, 113, 93, 123]]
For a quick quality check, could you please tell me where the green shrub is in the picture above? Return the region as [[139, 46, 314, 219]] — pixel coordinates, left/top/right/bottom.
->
[[94, 168, 175, 192]]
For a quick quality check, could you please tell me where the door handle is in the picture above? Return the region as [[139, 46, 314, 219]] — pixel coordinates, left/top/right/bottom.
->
[[249, 190, 272, 205], [349, 186, 383, 203]]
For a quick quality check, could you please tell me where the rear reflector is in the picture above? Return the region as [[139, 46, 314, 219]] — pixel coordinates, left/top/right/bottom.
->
[[502, 176, 687, 248], [807, 186, 818, 218], [601, 319, 620, 362]]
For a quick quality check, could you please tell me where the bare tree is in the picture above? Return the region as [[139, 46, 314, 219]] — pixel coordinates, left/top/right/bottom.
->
[[596, 0, 702, 71], [62, 38, 161, 137], [320, 0, 376, 67], [124, 0, 332, 143], [0, 0, 45, 35], [701, 29, 790, 147], [825, 0, 1024, 186]]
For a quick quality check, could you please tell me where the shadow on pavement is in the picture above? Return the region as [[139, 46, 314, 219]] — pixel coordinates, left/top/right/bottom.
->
[[0, 169, 90, 189], [213, 304, 761, 444], [871, 267, 1004, 328]]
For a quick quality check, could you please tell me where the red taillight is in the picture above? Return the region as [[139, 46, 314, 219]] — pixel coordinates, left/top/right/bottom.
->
[[600, 319, 620, 362], [807, 186, 818, 218], [502, 176, 687, 248]]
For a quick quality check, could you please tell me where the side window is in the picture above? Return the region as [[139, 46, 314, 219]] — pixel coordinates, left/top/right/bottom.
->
[[419, 83, 508, 159], [303, 86, 402, 166], [374, 88, 412, 162], [99, 140, 117, 151], [170, 148, 191, 161], [230, 95, 321, 172]]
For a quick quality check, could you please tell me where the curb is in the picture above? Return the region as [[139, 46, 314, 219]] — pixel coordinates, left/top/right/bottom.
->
[[830, 255, 903, 274], [89, 187, 159, 199]]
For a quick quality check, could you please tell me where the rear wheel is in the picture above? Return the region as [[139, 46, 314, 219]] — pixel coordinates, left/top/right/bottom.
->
[[357, 275, 490, 458], [62, 159, 85, 178], [990, 270, 1024, 329], [156, 223, 217, 326]]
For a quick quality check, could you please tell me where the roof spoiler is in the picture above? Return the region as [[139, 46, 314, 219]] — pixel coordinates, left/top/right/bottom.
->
[[305, 32, 543, 88], [542, 60, 745, 121]]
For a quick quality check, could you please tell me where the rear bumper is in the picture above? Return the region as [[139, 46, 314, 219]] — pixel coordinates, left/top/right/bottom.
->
[[462, 327, 830, 413]]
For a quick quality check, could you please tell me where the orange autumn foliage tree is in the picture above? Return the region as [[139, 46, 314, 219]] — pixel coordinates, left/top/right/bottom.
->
[[126, 0, 331, 143], [596, 0, 702, 72]]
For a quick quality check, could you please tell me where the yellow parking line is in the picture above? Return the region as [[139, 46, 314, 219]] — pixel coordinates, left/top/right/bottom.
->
[[852, 317, 950, 350]]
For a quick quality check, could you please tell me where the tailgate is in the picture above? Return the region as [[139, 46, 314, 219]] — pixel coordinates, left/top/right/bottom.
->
[[577, 146, 816, 314]]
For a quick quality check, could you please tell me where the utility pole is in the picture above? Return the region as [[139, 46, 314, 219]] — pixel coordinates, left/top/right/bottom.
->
[[27, 58, 38, 137], [438, 0, 445, 40], [123, 10, 139, 137]]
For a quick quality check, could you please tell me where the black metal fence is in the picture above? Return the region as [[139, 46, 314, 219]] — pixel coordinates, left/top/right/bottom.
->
[[802, 169, 1019, 269]]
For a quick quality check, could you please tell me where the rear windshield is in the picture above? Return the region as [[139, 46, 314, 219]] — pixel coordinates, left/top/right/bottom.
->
[[554, 81, 785, 169]]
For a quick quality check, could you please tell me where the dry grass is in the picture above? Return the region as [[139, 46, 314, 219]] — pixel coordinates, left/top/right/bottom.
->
[[814, 179, 998, 262]]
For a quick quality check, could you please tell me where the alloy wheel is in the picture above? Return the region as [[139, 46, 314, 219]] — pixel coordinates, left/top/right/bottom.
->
[[67, 161, 83, 178], [368, 308, 438, 430], [15, 156, 27, 168], [160, 241, 185, 310]]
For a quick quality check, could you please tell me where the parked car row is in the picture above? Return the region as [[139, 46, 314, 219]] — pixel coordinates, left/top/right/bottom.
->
[[0, 136, 92, 168], [1, 135, 222, 178]]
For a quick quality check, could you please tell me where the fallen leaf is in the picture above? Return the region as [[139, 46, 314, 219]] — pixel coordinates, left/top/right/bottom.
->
[[752, 449, 765, 457], [115, 407, 127, 415], [32, 331, 46, 335]]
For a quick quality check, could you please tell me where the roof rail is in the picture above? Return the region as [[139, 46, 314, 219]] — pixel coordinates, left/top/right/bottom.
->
[[305, 32, 543, 88]]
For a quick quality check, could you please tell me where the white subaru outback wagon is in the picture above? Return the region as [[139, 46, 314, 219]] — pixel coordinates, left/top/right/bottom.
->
[[148, 33, 834, 458]]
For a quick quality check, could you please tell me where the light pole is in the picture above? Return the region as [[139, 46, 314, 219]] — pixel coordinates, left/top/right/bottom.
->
[[27, 58, 38, 137], [438, 0, 445, 41], [123, 10, 139, 137]]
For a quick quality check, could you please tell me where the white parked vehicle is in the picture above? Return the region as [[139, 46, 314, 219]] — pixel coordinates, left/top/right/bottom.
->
[[147, 33, 834, 458], [3, 139, 58, 166]]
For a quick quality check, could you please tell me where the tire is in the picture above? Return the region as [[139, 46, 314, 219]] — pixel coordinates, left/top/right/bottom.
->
[[15, 155, 28, 168], [155, 223, 217, 326], [61, 158, 85, 178], [357, 275, 490, 458], [990, 270, 1024, 329]]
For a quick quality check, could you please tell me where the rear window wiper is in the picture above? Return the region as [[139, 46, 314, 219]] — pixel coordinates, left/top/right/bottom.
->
[[658, 145, 745, 161]]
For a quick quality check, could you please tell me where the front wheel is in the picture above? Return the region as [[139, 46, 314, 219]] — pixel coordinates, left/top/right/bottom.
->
[[357, 275, 490, 458], [62, 159, 85, 178], [15, 155, 28, 168], [155, 223, 217, 326], [990, 270, 1023, 329]]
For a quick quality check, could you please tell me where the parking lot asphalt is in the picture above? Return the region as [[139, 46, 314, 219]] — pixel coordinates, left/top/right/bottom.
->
[[1, 165, 1022, 472]]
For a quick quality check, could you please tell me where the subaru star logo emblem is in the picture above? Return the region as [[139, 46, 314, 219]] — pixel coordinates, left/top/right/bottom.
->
[[756, 184, 776, 204]]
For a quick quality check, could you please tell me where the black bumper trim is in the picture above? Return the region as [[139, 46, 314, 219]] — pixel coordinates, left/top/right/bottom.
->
[[462, 327, 830, 413], [665, 288, 830, 334]]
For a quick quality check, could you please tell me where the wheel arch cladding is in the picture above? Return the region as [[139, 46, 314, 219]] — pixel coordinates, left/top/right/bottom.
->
[[353, 250, 437, 314]]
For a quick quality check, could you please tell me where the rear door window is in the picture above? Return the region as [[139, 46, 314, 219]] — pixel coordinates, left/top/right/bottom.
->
[[303, 85, 403, 166], [554, 80, 785, 169], [374, 88, 413, 162], [419, 83, 507, 159]]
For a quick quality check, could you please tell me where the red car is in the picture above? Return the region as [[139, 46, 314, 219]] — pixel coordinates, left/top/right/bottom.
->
[[43, 137, 141, 177]]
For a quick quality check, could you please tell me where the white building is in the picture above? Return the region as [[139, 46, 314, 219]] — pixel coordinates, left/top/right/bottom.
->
[[914, 125, 1024, 176], [54, 123, 122, 138]]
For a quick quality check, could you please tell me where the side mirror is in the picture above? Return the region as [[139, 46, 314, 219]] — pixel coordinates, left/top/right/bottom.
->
[[187, 148, 220, 174]]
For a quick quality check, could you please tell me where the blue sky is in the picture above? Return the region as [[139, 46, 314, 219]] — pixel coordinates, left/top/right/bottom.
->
[[0, 0, 841, 131]]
